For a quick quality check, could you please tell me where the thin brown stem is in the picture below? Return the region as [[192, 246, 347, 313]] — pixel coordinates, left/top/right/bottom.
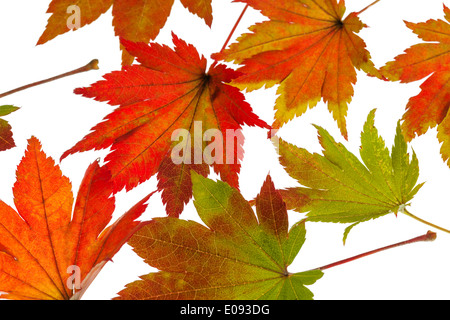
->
[[403, 209, 450, 234], [0, 59, 99, 99], [316, 230, 436, 271], [356, 0, 381, 15]]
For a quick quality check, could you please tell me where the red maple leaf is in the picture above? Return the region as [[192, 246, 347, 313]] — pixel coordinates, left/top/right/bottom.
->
[[61, 33, 270, 217]]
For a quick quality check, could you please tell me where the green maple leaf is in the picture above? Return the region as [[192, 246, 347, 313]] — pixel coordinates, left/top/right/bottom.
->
[[277, 109, 424, 240], [115, 173, 323, 300]]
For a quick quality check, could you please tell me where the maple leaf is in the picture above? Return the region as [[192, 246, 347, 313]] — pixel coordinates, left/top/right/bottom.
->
[[276, 109, 424, 239], [0, 105, 19, 152], [37, 0, 213, 65], [0, 136, 152, 300], [115, 172, 323, 300], [380, 5, 450, 167], [61, 34, 269, 217], [213, 0, 383, 138]]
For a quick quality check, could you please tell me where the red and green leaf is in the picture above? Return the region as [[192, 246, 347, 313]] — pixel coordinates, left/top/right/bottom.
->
[[0, 105, 19, 152], [115, 173, 323, 300]]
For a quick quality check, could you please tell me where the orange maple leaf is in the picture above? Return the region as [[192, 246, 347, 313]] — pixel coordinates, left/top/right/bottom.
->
[[213, 0, 383, 138], [37, 0, 213, 65], [0, 137, 152, 300], [61, 34, 269, 217], [381, 5, 450, 167]]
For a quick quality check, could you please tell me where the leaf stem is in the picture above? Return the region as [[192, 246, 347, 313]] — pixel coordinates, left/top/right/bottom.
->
[[315, 230, 436, 271], [403, 209, 450, 234], [211, 4, 249, 68], [356, 0, 381, 15], [0, 59, 99, 99], [220, 4, 249, 54]]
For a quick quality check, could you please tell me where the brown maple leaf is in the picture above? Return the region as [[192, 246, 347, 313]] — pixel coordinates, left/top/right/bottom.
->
[[0, 137, 152, 300]]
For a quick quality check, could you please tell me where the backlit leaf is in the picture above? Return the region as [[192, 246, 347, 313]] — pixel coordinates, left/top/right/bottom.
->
[[381, 5, 450, 167], [0, 137, 151, 300], [37, 0, 213, 65], [213, 0, 383, 138], [0, 105, 19, 152], [277, 109, 423, 238], [61, 34, 269, 217], [115, 173, 323, 300]]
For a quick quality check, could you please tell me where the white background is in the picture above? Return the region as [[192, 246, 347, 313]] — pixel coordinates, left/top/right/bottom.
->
[[0, 0, 450, 300]]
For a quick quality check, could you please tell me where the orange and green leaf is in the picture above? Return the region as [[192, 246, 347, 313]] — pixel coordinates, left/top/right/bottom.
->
[[0, 137, 151, 300], [61, 34, 270, 217], [381, 5, 450, 167], [115, 173, 323, 300], [37, 0, 213, 65], [213, 0, 383, 138]]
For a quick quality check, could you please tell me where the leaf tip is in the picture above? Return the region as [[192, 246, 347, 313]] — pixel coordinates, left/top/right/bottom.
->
[[27, 135, 42, 150]]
